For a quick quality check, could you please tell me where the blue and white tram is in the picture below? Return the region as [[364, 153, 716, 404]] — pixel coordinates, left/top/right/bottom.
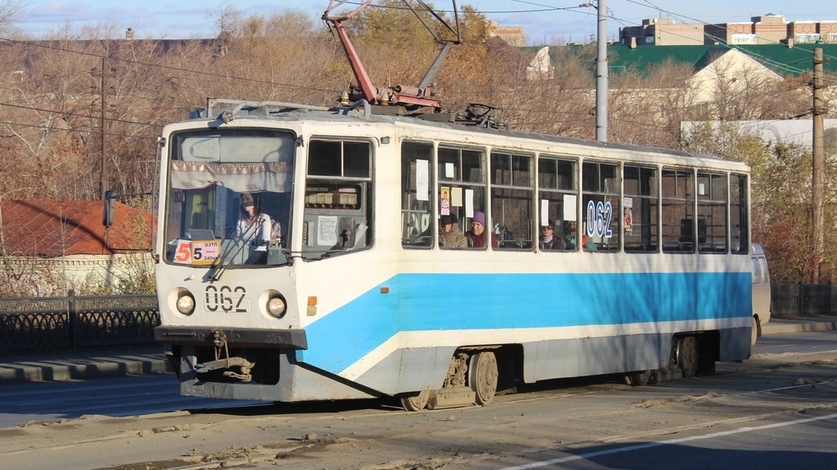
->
[[154, 99, 753, 410]]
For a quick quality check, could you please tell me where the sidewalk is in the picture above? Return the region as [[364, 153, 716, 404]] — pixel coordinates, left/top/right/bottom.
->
[[1, 318, 835, 385], [761, 316, 837, 335], [0, 346, 171, 384]]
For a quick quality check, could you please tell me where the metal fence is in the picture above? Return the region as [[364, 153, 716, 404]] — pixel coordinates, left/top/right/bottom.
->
[[0, 292, 159, 352], [771, 284, 837, 318]]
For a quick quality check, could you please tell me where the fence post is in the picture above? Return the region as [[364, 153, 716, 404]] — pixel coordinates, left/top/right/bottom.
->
[[68, 290, 78, 350], [798, 281, 803, 316]]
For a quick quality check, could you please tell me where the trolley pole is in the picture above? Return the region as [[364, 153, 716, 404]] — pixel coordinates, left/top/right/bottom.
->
[[595, 0, 608, 142], [812, 48, 825, 283]]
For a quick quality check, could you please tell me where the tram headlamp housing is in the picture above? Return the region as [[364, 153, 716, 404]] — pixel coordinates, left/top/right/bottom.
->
[[267, 296, 287, 318], [176, 292, 195, 315]]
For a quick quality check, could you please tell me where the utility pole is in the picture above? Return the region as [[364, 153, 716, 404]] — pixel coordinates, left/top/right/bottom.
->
[[812, 48, 825, 283], [595, 0, 608, 142], [93, 58, 115, 199]]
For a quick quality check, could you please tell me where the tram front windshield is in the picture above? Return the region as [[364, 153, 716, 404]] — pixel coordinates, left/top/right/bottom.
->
[[163, 129, 295, 267]]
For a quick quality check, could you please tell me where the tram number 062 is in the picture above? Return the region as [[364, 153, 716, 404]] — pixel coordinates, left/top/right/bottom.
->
[[586, 200, 613, 238], [205, 285, 247, 313]]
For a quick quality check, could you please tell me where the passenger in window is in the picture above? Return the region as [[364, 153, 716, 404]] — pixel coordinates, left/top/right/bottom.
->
[[439, 214, 467, 248], [581, 233, 597, 252], [564, 221, 577, 250], [235, 193, 271, 263], [465, 211, 498, 249], [540, 220, 565, 250]]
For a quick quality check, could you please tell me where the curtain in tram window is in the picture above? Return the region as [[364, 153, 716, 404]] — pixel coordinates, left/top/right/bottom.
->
[[170, 161, 291, 193]]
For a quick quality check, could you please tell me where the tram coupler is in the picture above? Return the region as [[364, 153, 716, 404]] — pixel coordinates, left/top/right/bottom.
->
[[195, 356, 256, 382], [426, 386, 476, 410]]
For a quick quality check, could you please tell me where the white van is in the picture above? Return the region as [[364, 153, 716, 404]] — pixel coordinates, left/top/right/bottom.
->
[[751, 243, 771, 345]]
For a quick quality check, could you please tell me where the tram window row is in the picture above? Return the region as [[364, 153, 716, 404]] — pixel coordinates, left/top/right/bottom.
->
[[399, 140, 749, 255]]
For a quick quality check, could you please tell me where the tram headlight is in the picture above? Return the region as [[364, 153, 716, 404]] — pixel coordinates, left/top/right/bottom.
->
[[267, 296, 287, 318], [176, 292, 196, 315]]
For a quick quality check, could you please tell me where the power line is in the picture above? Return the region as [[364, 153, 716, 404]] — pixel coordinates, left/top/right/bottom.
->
[[0, 117, 159, 140], [0, 37, 343, 96], [0, 100, 163, 129]]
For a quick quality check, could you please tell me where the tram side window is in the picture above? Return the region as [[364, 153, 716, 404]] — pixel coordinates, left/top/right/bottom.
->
[[491, 152, 534, 250], [302, 139, 372, 259], [538, 156, 577, 251], [581, 161, 620, 252], [401, 141, 434, 248], [624, 165, 658, 253], [438, 146, 487, 249], [730, 173, 749, 254], [661, 168, 694, 253], [697, 172, 728, 253]]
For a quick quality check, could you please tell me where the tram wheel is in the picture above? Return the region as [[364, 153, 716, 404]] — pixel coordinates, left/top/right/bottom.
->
[[400, 390, 430, 412], [468, 351, 498, 406], [677, 336, 699, 378]]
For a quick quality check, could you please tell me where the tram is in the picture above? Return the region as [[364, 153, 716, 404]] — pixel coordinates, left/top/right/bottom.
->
[[152, 97, 753, 410]]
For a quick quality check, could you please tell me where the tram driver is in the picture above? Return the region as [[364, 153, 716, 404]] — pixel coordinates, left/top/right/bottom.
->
[[235, 193, 271, 264]]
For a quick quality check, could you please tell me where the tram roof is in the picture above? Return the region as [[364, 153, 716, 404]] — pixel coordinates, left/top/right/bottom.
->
[[176, 99, 749, 172]]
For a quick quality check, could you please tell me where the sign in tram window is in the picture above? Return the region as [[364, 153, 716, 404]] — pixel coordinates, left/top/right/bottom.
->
[[304, 184, 362, 210], [401, 141, 434, 248], [581, 161, 620, 252], [438, 146, 487, 249], [172, 239, 221, 265]]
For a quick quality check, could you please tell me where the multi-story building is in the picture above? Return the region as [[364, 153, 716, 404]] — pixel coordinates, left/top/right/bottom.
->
[[620, 14, 837, 47]]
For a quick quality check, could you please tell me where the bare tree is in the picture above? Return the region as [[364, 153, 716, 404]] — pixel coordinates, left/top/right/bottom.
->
[[0, 0, 27, 36]]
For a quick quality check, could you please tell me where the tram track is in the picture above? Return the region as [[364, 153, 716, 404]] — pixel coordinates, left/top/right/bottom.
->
[[2, 352, 835, 470]]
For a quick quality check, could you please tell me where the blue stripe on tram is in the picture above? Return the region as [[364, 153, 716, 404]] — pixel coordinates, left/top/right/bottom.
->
[[302, 272, 752, 373]]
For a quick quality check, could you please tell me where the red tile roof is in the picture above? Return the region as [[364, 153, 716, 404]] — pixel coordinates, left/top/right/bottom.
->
[[1, 199, 154, 257]]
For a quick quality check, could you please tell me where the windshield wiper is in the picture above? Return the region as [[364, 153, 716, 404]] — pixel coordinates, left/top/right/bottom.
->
[[208, 243, 243, 282]]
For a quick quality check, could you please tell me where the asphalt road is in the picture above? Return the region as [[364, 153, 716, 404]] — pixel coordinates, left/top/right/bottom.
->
[[0, 330, 835, 470]]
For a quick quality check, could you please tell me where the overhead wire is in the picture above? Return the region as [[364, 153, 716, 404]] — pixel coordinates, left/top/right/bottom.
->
[[0, 100, 163, 128], [0, 117, 160, 140], [0, 35, 346, 133], [0, 3, 832, 138], [470, 0, 837, 95], [0, 37, 343, 96]]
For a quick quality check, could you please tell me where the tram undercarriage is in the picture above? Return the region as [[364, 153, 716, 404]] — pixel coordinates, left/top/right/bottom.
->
[[162, 327, 740, 411]]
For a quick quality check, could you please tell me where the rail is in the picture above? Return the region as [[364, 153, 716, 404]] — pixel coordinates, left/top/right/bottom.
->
[[772, 283, 837, 318], [0, 292, 158, 352]]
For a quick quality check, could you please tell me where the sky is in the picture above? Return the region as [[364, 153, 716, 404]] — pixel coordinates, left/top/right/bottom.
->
[[16, 1, 837, 45]]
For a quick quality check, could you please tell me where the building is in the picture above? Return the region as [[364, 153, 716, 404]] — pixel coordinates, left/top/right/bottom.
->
[[490, 23, 526, 47], [0, 199, 155, 296], [620, 18, 705, 46], [621, 14, 837, 47]]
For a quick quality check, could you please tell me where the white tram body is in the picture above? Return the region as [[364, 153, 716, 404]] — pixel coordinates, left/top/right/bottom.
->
[[154, 101, 753, 407]]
